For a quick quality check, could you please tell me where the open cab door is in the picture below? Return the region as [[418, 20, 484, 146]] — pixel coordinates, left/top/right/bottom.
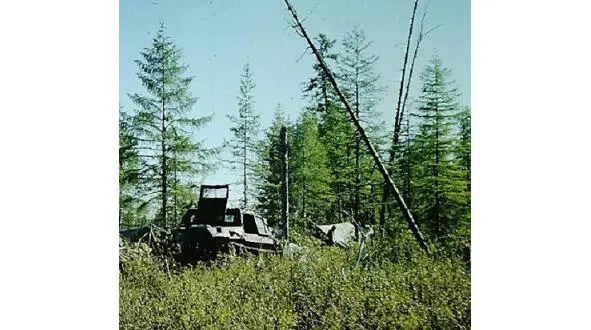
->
[[195, 184, 230, 225]]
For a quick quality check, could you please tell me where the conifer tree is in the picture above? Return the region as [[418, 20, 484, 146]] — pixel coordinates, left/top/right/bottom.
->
[[128, 23, 215, 229], [388, 118, 415, 225], [301, 33, 355, 222], [290, 109, 333, 224], [303, 33, 339, 111], [338, 26, 386, 222], [400, 119, 414, 207], [410, 57, 466, 240], [456, 106, 471, 191], [225, 62, 261, 209], [254, 104, 290, 227], [450, 105, 471, 249]]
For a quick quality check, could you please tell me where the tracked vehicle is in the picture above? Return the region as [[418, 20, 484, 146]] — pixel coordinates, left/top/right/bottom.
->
[[172, 184, 280, 263]]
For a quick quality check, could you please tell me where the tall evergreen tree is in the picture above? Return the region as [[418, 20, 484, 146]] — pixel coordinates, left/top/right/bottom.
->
[[290, 109, 333, 224], [128, 23, 215, 229], [338, 26, 386, 222], [450, 105, 471, 249], [410, 57, 466, 240], [317, 103, 356, 222], [225, 62, 261, 209], [254, 104, 290, 227]]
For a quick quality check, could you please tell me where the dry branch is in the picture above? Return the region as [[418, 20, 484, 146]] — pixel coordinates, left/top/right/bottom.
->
[[400, 13, 441, 129], [283, 0, 430, 254]]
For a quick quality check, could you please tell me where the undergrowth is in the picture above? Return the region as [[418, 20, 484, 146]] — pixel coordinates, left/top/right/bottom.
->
[[120, 234, 470, 329]]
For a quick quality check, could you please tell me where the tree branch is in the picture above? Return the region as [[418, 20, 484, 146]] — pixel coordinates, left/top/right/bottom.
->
[[400, 13, 442, 140]]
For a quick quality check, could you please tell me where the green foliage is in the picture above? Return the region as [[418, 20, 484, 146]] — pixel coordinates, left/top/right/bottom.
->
[[120, 106, 150, 228], [446, 105, 471, 255], [339, 26, 383, 123], [290, 109, 333, 225], [225, 62, 261, 209], [126, 23, 215, 229], [338, 26, 387, 224], [254, 104, 291, 227], [292, 28, 390, 225], [120, 242, 470, 329], [299, 32, 355, 223], [303, 33, 339, 111], [320, 105, 357, 218], [120, 106, 140, 188], [409, 56, 470, 247], [456, 106, 471, 190]]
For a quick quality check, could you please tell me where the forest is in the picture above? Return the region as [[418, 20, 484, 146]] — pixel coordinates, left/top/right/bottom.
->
[[119, 1, 471, 328]]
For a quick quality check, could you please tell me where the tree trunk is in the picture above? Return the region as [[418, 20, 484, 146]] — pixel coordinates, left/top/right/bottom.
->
[[243, 115, 248, 209], [301, 141, 306, 217], [379, 184, 388, 227], [173, 153, 177, 223], [403, 119, 412, 207], [160, 59, 167, 228], [354, 75, 361, 221], [434, 106, 441, 238], [280, 126, 289, 239]]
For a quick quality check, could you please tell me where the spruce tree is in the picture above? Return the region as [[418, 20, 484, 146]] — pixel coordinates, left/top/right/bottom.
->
[[225, 62, 261, 209], [128, 23, 214, 229], [410, 56, 466, 240]]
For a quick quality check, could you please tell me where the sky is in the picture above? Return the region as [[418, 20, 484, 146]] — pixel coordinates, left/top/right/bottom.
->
[[119, 0, 470, 204]]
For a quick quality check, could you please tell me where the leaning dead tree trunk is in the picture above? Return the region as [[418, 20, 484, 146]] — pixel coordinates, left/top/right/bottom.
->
[[382, 1, 419, 229], [392, 0, 420, 152], [284, 0, 430, 254], [400, 12, 439, 137]]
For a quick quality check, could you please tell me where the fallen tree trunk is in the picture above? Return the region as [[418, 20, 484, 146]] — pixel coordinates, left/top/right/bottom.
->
[[284, 0, 430, 254]]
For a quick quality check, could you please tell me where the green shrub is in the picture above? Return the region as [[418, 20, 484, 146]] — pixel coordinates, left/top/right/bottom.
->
[[120, 240, 470, 329]]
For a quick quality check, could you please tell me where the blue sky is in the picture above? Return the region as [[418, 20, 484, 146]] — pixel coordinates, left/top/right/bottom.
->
[[119, 0, 470, 203]]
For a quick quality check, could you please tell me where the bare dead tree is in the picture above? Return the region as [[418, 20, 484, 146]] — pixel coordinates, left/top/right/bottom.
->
[[283, 0, 430, 254], [392, 0, 420, 155], [400, 12, 441, 130]]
